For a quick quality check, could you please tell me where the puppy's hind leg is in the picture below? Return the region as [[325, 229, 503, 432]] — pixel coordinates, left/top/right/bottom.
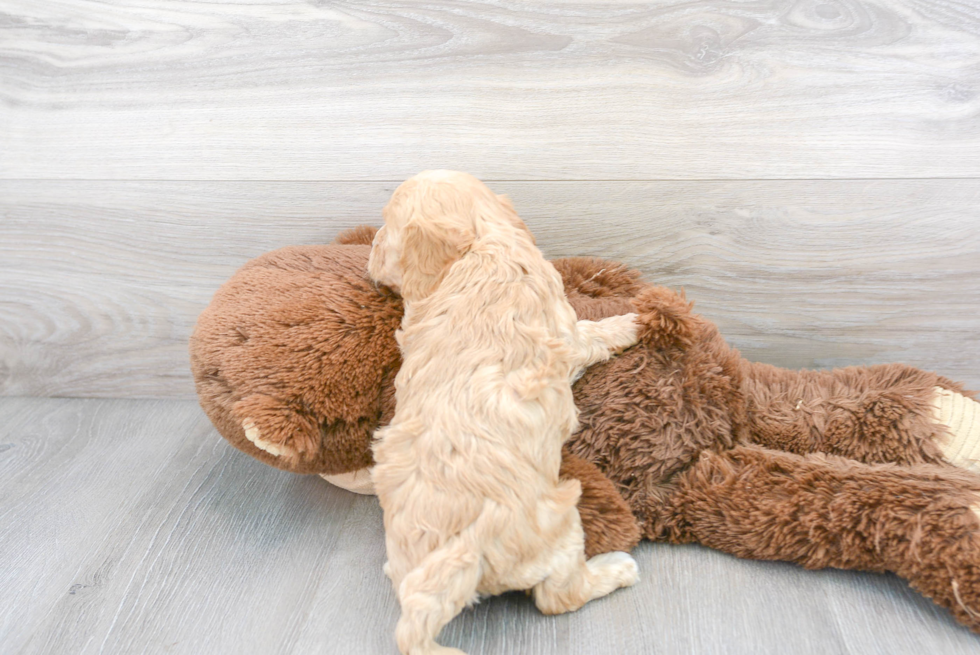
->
[[532, 506, 638, 615], [395, 536, 482, 655], [534, 550, 639, 616], [571, 313, 639, 377]]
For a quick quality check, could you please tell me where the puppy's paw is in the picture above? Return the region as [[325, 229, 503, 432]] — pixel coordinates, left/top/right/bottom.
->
[[242, 418, 294, 458], [573, 312, 641, 375], [607, 312, 640, 352], [587, 551, 639, 588]]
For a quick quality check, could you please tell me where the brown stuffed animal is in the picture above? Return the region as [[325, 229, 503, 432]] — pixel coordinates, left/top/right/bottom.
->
[[191, 226, 980, 634]]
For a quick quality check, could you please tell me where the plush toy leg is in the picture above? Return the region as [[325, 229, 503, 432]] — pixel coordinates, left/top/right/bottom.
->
[[664, 445, 980, 633], [559, 450, 642, 557], [932, 387, 980, 473], [741, 361, 971, 467]]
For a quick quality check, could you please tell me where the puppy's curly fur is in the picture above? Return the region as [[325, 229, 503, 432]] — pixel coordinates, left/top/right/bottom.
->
[[368, 171, 641, 655]]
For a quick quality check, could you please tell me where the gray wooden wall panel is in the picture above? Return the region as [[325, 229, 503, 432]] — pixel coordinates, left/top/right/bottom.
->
[[2, 0, 979, 180], [2, 397, 978, 654], [3, 1, 979, 651], [2, 179, 978, 399]]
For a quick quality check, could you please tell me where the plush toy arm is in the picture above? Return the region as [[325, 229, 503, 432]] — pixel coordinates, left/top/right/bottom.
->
[[662, 445, 980, 634], [740, 360, 980, 471]]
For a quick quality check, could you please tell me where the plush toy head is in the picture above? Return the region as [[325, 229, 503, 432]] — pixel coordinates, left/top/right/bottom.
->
[[190, 230, 403, 475]]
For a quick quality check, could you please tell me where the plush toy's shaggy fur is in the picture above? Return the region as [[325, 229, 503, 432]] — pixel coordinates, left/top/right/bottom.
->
[[191, 243, 402, 475], [190, 225, 980, 635], [190, 237, 643, 556]]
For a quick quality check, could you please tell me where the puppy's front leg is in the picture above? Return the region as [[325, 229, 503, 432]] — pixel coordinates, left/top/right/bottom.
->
[[571, 313, 639, 379]]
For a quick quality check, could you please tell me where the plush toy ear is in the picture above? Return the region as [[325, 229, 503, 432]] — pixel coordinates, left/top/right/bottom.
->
[[398, 220, 471, 301]]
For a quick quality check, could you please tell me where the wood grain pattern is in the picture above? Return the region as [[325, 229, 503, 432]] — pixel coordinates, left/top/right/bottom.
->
[[1, 397, 978, 654], [3, 1, 978, 650], [2, 179, 977, 399], [2, 0, 979, 180]]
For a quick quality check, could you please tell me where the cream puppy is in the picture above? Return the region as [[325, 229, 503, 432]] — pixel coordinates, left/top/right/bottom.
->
[[368, 171, 640, 655]]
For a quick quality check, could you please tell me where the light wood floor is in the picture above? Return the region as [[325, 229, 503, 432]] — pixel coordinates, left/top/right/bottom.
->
[[2, 1, 980, 652], [2, 397, 979, 655]]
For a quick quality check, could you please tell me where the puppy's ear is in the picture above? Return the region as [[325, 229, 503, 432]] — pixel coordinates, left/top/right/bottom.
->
[[496, 194, 535, 245], [496, 194, 516, 212], [399, 221, 471, 301]]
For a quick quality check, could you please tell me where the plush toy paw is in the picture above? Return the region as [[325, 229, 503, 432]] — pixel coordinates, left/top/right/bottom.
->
[[931, 387, 980, 473], [632, 286, 701, 350], [320, 468, 376, 495]]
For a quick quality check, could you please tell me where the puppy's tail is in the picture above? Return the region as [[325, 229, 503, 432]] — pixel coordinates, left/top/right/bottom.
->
[[395, 535, 482, 655]]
